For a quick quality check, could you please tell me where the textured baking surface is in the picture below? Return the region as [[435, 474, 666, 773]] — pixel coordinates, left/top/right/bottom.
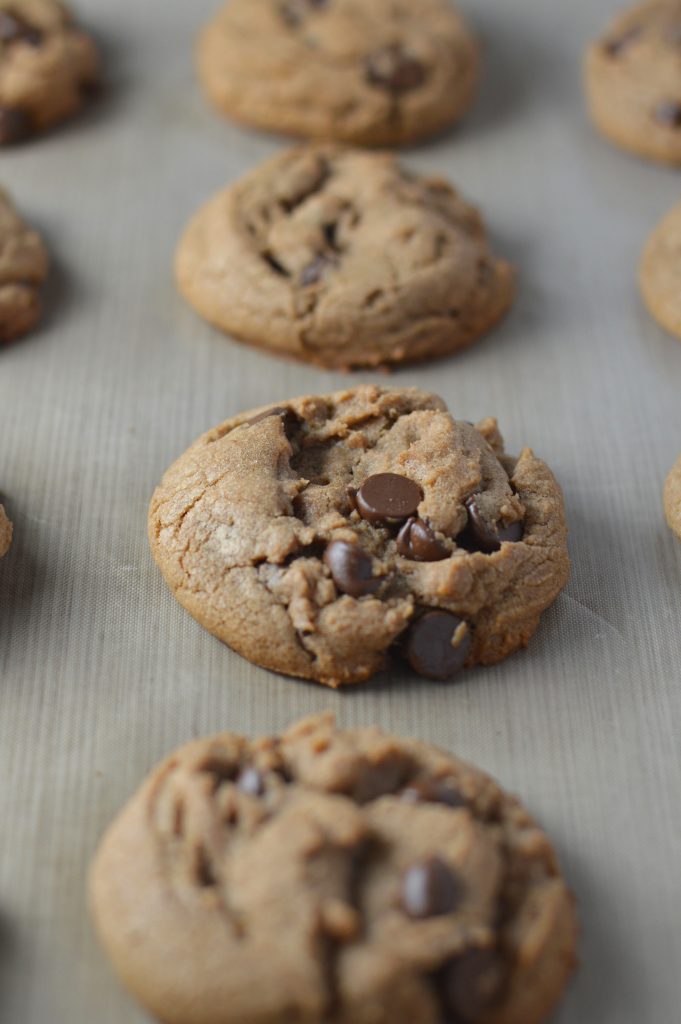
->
[[0, 1, 680, 1023]]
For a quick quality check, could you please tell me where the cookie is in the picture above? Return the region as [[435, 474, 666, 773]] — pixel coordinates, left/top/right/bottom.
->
[[197, 0, 479, 148], [0, 188, 49, 342], [664, 455, 681, 540], [640, 201, 681, 340], [148, 386, 569, 688], [585, 1, 681, 165], [0, 502, 11, 557], [0, 0, 100, 145], [175, 146, 514, 370], [90, 714, 578, 1024]]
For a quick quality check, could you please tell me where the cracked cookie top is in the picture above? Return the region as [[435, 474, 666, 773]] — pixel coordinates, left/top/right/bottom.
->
[[0, 502, 11, 557], [0, 188, 49, 342], [197, 0, 479, 147], [148, 386, 569, 687], [0, 0, 100, 144], [585, 1, 681, 165], [175, 146, 514, 369], [90, 714, 578, 1024]]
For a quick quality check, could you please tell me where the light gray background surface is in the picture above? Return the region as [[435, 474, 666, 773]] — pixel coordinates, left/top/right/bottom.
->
[[1, 1, 680, 1021]]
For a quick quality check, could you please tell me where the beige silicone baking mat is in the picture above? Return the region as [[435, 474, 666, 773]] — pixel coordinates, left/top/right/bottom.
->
[[1, 0, 680, 1021]]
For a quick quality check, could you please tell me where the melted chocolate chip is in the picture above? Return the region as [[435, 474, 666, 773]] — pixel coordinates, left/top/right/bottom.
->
[[243, 406, 298, 436], [401, 779, 466, 808], [237, 767, 266, 797], [404, 611, 471, 680], [0, 107, 31, 145], [402, 857, 463, 919], [366, 45, 426, 94], [397, 517, 448, 562], [324, 540, 382, 597], [0, 10, 43, 46], [458, 497, 523, 554], [655, 99, 681, 127], [441, 949, 503, 1022], [355, 474, 423, 526], [300, 254, 335, 287]]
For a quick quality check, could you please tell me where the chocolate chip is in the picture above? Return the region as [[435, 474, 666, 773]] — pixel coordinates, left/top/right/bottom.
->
[[441, 950, 503, 1021], [603, 25, 642, 56], [396, 517, 448, 562], [401, 779, 466, 808], [402, 858, 463, 919], [237, 767, 266, 797], [366, 45, 426, 94], [243, 406, 298, 436], [0, 107, 31, 145], [324, 540, 382, 598], [0, 11, 43, 46], [404, 611, 471, 680], [458, 497, 524, 554], [655, 99, 681, 127], [300, 254, 334, 287], [355, 474, 422, 526]]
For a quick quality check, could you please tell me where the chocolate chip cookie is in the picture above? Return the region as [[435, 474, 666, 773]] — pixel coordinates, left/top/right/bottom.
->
[[197, 0, 479, 147], [0, 502, 11, 557], [90, 714, 578, 1024], [664, 456, 681, 540], [640, 201, 681, 340], [0, 187, 49, 342], [585, 1, 681, 165], [175, 146, 514, 370], [148, 386, 569, 687], [0, 0, 100, 145]]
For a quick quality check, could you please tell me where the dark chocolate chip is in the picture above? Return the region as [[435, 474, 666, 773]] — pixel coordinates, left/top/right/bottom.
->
[[0, 11, 43, 46], [324, 540, 382, 598], [401, 778, 466, 808], [237, 767, 266, 797], [355, 473, 423, 526], [402, 857, 463, 919], [300, 254, 334, 287], [441, 950, 503, 1022], [603, 25, 642, 56], [397, 517, 448, 562], [366, 45, 426, 94], [243, 406, 298, 436], [0, 107, 31, 145], [404, 611, 471, 681], [459, 498, 524, 554], [497, 519, 524, 544], [655, 99, 681, 127]]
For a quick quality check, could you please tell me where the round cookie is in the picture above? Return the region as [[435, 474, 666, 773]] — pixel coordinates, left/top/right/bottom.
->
[[0, 502, 11, 557], [0, 0, 100, 145], [197, 0, 479, 148], [175, 146, 514, 370], [0, 187, 49, 342], [664, 455, 681, 540], [585, 1, 681, 165], [90, 714, 578, 1024], [148, 386, 570, 688], [640, 201, 681, 340]]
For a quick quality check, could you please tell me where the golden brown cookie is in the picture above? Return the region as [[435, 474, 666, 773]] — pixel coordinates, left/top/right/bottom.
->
[[664, 455, 681, 540], [585, 1, 681, 165], [0, 502, 11, 557], [175, 145, 514, 370], [90, 714, 578, 1024], [640, 201, 681, 340], [0, 187, 49, 342], [148, 386, 570, 688], [0, 0, 100, 145], [197, 0, 479, 147]]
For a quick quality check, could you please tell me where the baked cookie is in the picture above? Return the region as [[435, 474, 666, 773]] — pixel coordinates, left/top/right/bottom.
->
[[0, 188, 49, 342], [148, 386, 569, 687], [664, 455, 681, 540], [90, 714, 578, 1024], [0, 502, 11, 557], [640, 201, 681, 340], [175, 146, 514, 370], [197, 0, 479, 147], [0, 0, 100, 145], [585, 1, 681, 165]]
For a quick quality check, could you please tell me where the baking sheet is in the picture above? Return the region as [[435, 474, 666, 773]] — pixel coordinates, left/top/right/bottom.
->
[[1, 0, 680, 1021]]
